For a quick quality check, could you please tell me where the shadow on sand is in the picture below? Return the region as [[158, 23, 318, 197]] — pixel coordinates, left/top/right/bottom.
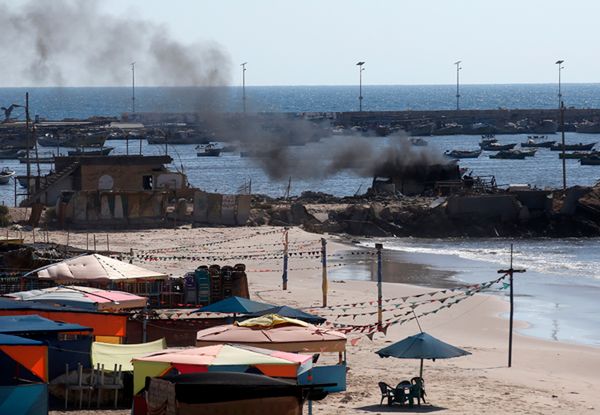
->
[[355, 404, 447, 413]]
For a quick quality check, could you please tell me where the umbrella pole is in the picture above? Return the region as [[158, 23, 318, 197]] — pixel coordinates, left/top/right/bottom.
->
[[420, 359, 423, 378]]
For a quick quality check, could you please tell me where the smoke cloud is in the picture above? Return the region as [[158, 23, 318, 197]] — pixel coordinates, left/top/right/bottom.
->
[[0, 0, 231, 87], [210, 116, 450, 181]]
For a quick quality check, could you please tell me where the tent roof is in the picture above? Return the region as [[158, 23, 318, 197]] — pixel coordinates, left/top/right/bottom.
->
[[6, 286, 147, 311], [195, 296, 275, 314], [0, 333, 44, 346], [26, 254, 167, 282], [92, 338, 166, 371], [0, 314, 92, 334], [376, 332, 472, 360], [244, 306, 326, 324], [196, 317, 346, 353], [0, 296, 86, 312], [134, 343, 312, 367]]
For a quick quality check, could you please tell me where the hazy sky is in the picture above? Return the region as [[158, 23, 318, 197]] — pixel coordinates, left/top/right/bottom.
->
[[5, 0, 600, 86]]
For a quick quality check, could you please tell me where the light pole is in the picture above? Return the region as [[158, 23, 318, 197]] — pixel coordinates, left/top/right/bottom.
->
[[356, 61, 365, 111], [555, 59, 564, 109], [241, 62, 247, 113], [454, 60, 462, 110], [131, 62, 136, 114]]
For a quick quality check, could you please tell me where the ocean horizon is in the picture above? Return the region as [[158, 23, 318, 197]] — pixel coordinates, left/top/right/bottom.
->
[[2, 83, 600, 120]]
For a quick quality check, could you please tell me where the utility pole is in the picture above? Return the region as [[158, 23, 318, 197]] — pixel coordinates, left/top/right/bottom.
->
[[375, 243, 383, 328], [556, 60, 564, 109], [454, 60, 462, 110], [131, 62, 136, 114], [241, 62, 247, 113], [282, 227, 289, 290], [498, 244, 526, 368], [356, 62, 365, 112], [560, 101, 566, 190], [321, 238, 328, 307], [25, 93, 30, 198]]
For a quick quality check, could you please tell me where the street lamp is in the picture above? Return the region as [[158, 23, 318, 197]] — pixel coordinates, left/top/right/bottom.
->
[[555, 59, 564, 109], [356, 61, 365, 111], [454, 60, 462, 110], [241, 62, 247, 113], [131, 62, 136, 114]]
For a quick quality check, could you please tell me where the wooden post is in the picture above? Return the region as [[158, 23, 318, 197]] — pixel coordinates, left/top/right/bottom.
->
[[93, 234, 97, 251], [498, 244, 526, 368], [282, 227, 289, 290], [86, 233, 89, 251], [321, 238, 328, 307], [66, 230, 69, 253], [129, 248, 134, 264], [32, 227, 35, 244], [106, 234, 110, 253], [375, 243, 383, 328]]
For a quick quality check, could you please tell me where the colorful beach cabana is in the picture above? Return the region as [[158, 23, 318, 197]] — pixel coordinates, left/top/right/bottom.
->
[[5, 285, 147, 311], [0, 297, 128, 343], [132, 343, 313, 394], [0, 333, 48, 415], [0, 315, 93, 380], [195, 315, 348, 392]]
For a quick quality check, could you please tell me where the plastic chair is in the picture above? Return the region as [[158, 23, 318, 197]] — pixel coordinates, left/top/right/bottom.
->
[[377, 382, 394, 406], [410, 376, 427, 405]]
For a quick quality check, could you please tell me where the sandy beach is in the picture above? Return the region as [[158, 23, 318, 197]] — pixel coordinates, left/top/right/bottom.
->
[[22, 225, 598, 415]]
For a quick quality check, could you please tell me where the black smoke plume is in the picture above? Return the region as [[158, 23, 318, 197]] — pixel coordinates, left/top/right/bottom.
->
[[0, 0, 231, 87]]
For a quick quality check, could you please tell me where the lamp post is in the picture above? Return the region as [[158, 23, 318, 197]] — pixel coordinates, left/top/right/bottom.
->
[[131, 62, 136, 114], [454, 60, 462, 110], [241, 62, 247, 113], [356, 61, 365, 111], [555, 60, 564, 109]]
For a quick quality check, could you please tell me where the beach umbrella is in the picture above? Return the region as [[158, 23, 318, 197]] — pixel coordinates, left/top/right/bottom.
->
[[243, 305, 326, 325], [375, 332, 471, 378], [194, 296, 275, 315]]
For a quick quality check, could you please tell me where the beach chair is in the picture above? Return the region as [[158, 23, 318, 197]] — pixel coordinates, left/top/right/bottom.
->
[[409, 376, 427, 405], [378, 382, 395, 406]]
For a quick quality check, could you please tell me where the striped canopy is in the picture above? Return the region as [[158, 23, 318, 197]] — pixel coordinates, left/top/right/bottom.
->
[[131, 343, 313, 394]]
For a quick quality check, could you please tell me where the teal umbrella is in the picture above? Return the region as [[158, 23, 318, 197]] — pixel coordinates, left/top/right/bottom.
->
[[194, 296, 275, 315], [376, 332, 471, 377]]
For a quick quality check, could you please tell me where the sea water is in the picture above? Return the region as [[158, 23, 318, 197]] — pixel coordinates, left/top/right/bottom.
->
[[350, 238, 600, 347], [1, 85, 600, 346]]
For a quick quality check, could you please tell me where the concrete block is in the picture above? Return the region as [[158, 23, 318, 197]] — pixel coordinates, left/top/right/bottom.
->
[[221, 194, 236, 225], [193, 191, 209, 222], [236, 195, 252, 225]]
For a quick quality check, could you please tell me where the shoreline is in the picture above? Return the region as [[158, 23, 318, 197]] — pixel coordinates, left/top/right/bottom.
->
[[5, 225, 599, 414]]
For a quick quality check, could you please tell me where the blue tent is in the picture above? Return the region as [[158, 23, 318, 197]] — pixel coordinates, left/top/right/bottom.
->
[[243, 306, 326, 325], [195, 296, 275, 314], [0, 333, 48, 415], [0, 297, 87, 312], [0, 333, 44, 345], [0, 315, 93, 380], [376, 332, 471, 377], [0, 314, 91, 334]]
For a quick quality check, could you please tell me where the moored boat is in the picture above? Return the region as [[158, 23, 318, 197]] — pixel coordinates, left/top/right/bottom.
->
[[489, 150, 527, 159], [559, 151, 600, 159], [580, 155, 600, 165], [0, 167, 15, 184], [196, 143, 222, 157], [521, 139, 556, 148], [480, 142, 517, 151], [444, 149, 482, 159], [38, 132, 106, 148], [67, 147, 114, 156], [550, 142, 596, 151], [410, 138, 428, 146], [575, 121, 600, 134]]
